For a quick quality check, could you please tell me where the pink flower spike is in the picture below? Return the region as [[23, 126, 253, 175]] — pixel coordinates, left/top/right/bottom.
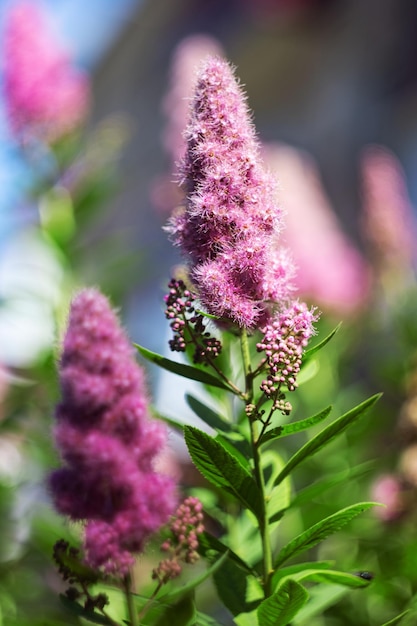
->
[[49, 288, 177, 575], [3, 1, 90, 142], [166, 56, 295, 329]]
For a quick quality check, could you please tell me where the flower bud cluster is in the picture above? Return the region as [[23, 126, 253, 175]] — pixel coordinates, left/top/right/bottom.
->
[[49, 289, 176, 575], [152, 496, 204, 584], [257, 301, 318, 407], [164, 278, 222, 364]]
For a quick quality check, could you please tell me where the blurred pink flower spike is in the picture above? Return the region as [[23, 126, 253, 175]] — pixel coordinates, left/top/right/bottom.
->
[[49, 289, 176, 576], [372, 474, 405, 522], [360, 145, 416, 287], [264, 143, 371, 318], [3, 0, 90, 143]]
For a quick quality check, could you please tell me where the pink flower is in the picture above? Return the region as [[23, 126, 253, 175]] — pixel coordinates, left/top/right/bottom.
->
[[360, 145, 416, 279], [49, 289, 176, 575], [166, 57, 294, 329], [263, 143, 370, 317], [3, 1, 90, 142]]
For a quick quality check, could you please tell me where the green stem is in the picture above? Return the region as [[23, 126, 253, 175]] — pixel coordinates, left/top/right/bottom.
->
[[240, 329, 273, 598], [124, 572, 139, 626]]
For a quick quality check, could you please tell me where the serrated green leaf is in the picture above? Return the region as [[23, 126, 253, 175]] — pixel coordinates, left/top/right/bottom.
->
[[213, 556, 260, 616], [261, 406, 332, 445], [186, 393, 233, 432], [274, 394, 381, 487], [184, 426, 263, 515], [135, 345, 230, 390], [154, 592, 196, 626], [257, 579, 308, 626], [198, 531, 255, 575], [59, 595, 113, 625], [303, 323, 342, 363], [271, 561, 334, 590], [274, 502, 378, 569], [380, 610, 411, 626]]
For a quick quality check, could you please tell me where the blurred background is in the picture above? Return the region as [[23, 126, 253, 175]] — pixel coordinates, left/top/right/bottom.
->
[[1, 0, 417, 624]]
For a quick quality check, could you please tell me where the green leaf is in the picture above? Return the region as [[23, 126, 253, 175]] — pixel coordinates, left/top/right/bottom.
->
[[263, 450, 291, 529], [186, 393, 233, 433], [271, 561, 334, 589], [303, 322, 342, 363], [184, 426, 263, 516], [260, 406, 332, 445], [257, 579, 308, 626], [274, 394, 381, 487], [291, 568, 372, 588], [274, 502, 379, 568], [135, 345, 230, 390], [154, 592, 196, 626], [196, 611, 225, 626], [198, 531, 255, 575], [59, 595, 113, 625], [288, 461, 374, 510], [380, 611, 411, 626], [213, 556, 260, 616]]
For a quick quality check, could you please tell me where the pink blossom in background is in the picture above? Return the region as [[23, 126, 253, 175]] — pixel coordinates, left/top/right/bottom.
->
[[372, 474, 404, 522], [360, 145, 416, 279], [264, 143, 370, 318], [3, 1, 90, 142], [167, 57, 295, 329], [49, 289, 176, 575], [151, 34, 224, 215]]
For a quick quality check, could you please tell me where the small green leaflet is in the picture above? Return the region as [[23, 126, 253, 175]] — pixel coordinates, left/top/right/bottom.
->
[[273, 502, 379, 569], [260, 406, 332, 445], [303, 322, 342, 364], [274, 394, 381, 487], [257, 579, 308, 626], [184, 426, 263, 516], [135, 344, 230, 390]]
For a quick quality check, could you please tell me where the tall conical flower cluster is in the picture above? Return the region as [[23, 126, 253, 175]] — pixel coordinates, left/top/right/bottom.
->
[[3, 1, 90, 142], [167, 56, 294, 329], [49, 289, 176, 575]]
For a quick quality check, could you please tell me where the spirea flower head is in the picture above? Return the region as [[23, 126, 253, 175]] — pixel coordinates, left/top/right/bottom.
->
[[166, 56, 295, 329], [3, 1, 90, 142], [49, 289, 176, 575]]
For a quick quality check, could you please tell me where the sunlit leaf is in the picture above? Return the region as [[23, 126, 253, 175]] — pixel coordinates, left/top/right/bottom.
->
[[184, 426, 263, 516], [274, 502, 379, 568], [135, 345, 230, 390], [303, 323, 342, 363], [260, 406, 332, 445], [274, 395, 381, 486], [257, 579, 308, 626]]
